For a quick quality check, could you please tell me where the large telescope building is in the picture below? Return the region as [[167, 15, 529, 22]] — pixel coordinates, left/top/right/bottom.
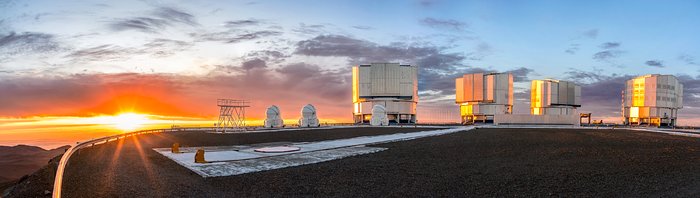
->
[[455, 73, 513, 124], [622, 74, 683, 126], [352, 63, 418, 124], [490, 78, 581, 126], [530, 79, 581, 115]]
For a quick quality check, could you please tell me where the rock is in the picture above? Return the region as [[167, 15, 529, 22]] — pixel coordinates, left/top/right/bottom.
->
[[43, 190, 51, 195]]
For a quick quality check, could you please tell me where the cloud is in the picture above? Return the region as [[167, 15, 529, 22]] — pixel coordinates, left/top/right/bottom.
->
[[583, 29, 598, 39], [292, 34, 516, 98], [592, 42, 624, 62], [564, 29, 596, 55], [599, 42, 620, 49], [294, 34, 469, 69], [419, 0, 439, 7], [0, 32, 64, 61], [141, 38, 194, 58], [0, 73, 189, 117], [465, 42, 492, 60], [241, 58, 267, 70], [644, 60, 664, 68], [507, 67, 534, 82], [294, 34, 477, 96], [564, 44, 579, 54], [0, 64, 353, 120], [108, 17, 171, 33], [153, 7, 198, 26], [224, 19, 262, 27], [677, 75, 700, 109], [563, 69, 633, 118], [593, 50, 624, 61], [678, 54, 697, 66], [419, 17, 467, 31], [244, 50, 289, 64], [65, 44, 134, 62], [0, 19, 8, 32], [292, 23, 326, 35], [351, 25, 373, 30], [64, 38, 194, 63], [108, 7, 197, 33], [191, 30, 282, 43]]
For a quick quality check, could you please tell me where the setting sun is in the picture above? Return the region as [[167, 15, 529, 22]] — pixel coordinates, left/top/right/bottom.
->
[[109, 113, 150, 131]]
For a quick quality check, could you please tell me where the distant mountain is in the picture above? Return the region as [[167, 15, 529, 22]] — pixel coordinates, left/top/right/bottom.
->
[[0, 145, 69, 184]]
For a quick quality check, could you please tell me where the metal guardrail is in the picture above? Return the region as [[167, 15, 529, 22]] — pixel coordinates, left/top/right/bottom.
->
[[51, 127, 215, 198]]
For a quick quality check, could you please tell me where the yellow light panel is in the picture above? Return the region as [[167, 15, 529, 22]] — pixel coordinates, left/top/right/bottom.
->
[[633, 77, 645, 106], [630, 106, 639, 118]]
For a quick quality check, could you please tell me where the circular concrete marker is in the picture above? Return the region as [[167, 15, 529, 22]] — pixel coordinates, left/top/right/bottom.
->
[[254, 146, 301, 153]]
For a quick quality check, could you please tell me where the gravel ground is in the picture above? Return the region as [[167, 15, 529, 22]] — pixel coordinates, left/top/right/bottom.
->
[[8, 127, 700, 197], [62, 127, 434, 198]]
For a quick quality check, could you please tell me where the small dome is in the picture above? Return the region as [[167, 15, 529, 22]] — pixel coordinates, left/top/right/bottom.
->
[[264, 105, 283, 128], [299, 104, 319, 127], [301, 104, 316, 115], [371, 104, 386, 114], [266, 105, 280, 117]]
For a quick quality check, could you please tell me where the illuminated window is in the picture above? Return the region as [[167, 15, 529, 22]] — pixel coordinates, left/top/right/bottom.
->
[[632, 78, 645, 106], [630, 107, 639, 118]]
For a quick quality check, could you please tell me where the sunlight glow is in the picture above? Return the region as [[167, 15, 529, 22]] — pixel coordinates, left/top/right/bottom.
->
[[109, 113, 150, 131]]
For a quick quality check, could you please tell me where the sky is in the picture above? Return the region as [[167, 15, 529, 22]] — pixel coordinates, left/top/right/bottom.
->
[[1, 0, 700, 147]]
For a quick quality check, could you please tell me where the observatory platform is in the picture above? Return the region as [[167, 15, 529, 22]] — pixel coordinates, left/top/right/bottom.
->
[[8, 126, 699, 197], [154, 127, 468, 177]]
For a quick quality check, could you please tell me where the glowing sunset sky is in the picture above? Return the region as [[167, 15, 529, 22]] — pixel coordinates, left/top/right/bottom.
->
[[1, 0, 700, 148]]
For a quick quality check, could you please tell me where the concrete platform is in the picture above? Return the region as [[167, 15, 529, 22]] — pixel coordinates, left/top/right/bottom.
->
[[154, 127, 470, 177]]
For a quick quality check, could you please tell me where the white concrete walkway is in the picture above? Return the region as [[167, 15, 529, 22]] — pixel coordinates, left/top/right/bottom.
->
[[155, 126, 472, 177]]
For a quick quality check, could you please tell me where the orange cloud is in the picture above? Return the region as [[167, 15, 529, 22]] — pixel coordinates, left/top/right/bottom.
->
[[0, 68, 354, 122]]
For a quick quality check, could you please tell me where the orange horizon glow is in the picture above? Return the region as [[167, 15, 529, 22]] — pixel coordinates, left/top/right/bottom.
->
[[0, 112, 350, 150]]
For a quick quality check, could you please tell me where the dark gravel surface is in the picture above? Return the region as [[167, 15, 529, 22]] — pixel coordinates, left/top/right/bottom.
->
[[9, 127, 700, 197], [60, 127, 434, 198]]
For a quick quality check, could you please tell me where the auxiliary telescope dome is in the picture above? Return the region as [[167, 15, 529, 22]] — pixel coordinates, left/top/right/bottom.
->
[[264, 105, 284, 128], [298, 104, 320, 127], [370, 104, 389, 126]]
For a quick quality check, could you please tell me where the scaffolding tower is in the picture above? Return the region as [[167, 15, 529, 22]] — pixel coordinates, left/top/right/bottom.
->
[[216, 99, 250, 133]]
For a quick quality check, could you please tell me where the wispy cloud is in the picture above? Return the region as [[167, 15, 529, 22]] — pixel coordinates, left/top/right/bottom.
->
[[593, 50, 623, 60], [191, 30, 281, 43], [599, 42, 620, 49], [678, 54, 697, 65], [565, 44, 580, 54], [593, 42, 624, 63], [65, 44, 134, 62], [108, 6, 197, 33], [141, 38, 193, 57], [0, 32, 64, 61], [582, 29, 598, 39], [109, 17, 171, 33], [224, 19, 262, 27], [153, 7, 198, 26], [645, 60, 664, 68], [419, 17, 467, 31], [292, 23, 326, 35], [351, 25, 373, 30], [418, 0, 439, 7], [564, 29, 597, 54]]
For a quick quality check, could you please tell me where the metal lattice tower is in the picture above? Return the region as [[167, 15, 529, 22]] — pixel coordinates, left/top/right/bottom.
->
[[216, 99, 250, 133]]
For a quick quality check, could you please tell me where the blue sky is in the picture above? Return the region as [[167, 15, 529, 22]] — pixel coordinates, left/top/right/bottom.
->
[[1, 0, 700, 124]]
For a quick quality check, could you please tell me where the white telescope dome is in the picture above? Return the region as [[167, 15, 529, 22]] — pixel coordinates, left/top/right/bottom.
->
[[264, 105, 284, 128], [298, 104, 320, 127], [370, 104, 389, 126]]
